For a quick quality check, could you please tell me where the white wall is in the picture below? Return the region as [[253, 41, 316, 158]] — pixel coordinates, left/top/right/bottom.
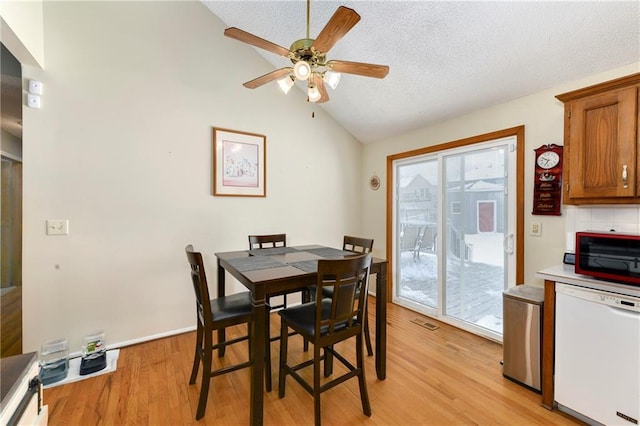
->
[[20, 1, 363, 353], [362, 62, 640, 289]]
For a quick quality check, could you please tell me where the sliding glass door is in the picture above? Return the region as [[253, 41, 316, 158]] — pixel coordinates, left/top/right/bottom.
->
[[393, 136, 517, 341]]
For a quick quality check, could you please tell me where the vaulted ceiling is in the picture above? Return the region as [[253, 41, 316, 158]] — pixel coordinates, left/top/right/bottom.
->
[[203, 1, 640, 144]]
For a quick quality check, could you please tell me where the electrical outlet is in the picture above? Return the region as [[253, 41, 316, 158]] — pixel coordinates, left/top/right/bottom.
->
[[531, 222, 542, 237], [47, 220, 69, 235]]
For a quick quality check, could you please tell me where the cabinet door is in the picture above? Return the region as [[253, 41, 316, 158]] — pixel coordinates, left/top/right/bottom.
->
[[567, 86, 638, 199]]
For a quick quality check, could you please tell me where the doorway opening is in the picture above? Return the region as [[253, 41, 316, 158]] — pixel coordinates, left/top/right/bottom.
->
[[1, 43, 24, 357]]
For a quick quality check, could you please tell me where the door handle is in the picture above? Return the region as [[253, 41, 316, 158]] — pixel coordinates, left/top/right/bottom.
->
[[622, 165, 628, 189], [503, 234, 514, 254]]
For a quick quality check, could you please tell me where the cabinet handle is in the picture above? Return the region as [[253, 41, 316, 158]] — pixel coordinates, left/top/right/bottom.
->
[[622, 165, 628, 189]]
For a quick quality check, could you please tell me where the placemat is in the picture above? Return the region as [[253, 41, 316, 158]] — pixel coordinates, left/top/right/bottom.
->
[[291, 260, 318, 273], [248, 247, 299, 256], [227, 256, 286, 272], [304, 247, 354, 259]]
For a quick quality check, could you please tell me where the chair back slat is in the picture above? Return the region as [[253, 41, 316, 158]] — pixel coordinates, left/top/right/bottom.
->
[[343, 235, 374, 254], [248, 234, 287, 249], [316, 254, 371, 336], [185, 245, 212, 326]]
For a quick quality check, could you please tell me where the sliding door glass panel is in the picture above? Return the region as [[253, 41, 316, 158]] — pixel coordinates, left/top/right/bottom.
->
[[443, 147, 506, 333], [393, 136, 516, 340], [396, 159, 439, 310]]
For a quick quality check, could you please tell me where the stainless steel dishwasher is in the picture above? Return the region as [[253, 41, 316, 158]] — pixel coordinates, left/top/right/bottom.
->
[[502, 285, 544, 391]]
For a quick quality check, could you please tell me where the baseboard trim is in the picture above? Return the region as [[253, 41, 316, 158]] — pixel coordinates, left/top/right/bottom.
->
[[66, 326, 196, 359]]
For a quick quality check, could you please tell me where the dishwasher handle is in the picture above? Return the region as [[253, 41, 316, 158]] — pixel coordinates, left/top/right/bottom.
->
[[609, 304, 640, 317]]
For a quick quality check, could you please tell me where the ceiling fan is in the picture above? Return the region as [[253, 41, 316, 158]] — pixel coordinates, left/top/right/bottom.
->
[[223, 0, 389, 103]]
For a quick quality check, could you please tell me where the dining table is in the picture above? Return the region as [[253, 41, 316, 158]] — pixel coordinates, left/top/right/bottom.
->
[[215, 244, 388, 426]]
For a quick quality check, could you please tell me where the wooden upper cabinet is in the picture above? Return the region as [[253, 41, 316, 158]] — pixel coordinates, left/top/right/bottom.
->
[[567, 87, 637, 198], [556, 73, 640, 204]]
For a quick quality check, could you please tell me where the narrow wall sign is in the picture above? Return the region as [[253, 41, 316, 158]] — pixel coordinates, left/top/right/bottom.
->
[[532, 144, 563, 215]]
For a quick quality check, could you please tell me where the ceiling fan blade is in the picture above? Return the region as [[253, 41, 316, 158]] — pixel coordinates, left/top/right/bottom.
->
[[224, 27, 291, 57], [243, 68, 292, 89], [311, 74, 329, 103], [312, 6, 361, 53], [327, 60, 389, 79]]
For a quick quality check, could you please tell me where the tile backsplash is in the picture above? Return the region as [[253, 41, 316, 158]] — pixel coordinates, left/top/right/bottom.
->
[[564, 205, 640, 251]]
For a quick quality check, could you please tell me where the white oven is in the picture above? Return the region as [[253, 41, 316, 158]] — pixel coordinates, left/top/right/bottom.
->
[[555, 283, 640, 425]]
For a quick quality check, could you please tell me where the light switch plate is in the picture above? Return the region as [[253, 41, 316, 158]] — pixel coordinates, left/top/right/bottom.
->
[[531, 222, 542, 237], [47, 220, 69, 235], [28, 79, 43, 95], [27, 94, 41, 109]]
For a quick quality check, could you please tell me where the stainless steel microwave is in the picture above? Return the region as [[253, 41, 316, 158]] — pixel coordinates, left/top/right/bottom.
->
[[575, 231, 640, 286]]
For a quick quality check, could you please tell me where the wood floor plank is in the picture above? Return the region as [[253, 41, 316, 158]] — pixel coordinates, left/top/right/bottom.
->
[[44, 299, 582, 425]]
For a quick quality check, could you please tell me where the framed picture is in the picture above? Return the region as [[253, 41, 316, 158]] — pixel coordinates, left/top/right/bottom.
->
[[213, 127, 266, 197]]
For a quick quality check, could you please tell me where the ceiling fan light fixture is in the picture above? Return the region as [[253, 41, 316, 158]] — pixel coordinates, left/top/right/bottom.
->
[[308, 84, 321, 102], [323, 71, 341, 89], [224, 4, 389, 105], [277, 75, 295, 94], [293, 61, 311, 81]]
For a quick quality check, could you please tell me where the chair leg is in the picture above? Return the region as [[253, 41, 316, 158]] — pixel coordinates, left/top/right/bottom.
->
[[314, 344, 322, 426], [302, 290, 310, 352], [265, 311, 272, 392], [278, 319, 289, 399], [356, 333, 372, 417], [189, 323, 203, 385], [217, 327, 226, 357], [364, 314, 374, 357], [196, 330, 213, 420], [323, 346, 333, 377]]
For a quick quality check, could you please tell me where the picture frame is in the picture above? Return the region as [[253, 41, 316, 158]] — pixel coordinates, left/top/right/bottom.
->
[[213, 127, 266, 197]]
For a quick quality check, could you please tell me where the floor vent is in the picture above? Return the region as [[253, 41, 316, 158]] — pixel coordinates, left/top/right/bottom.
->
[[411, 318, 439, 331]]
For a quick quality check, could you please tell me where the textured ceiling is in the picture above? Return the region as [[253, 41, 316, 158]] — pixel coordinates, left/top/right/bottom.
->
[[206, 1, 640, 144]]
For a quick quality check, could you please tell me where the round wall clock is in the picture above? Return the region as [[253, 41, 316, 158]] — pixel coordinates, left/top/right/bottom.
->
[[369, 175, 380, 190], [536, 151, 560, 169]]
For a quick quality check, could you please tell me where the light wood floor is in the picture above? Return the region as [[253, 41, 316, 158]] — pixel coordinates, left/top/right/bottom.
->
[[44, 299, 582, 425]]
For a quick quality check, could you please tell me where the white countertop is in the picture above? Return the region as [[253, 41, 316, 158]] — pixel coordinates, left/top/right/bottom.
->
[[536, 264, 640, 298]]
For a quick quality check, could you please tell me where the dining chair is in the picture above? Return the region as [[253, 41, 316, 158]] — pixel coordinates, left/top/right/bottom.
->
[[277, 253, 373, 426], [318, 236, 375, 356], [249, 233, 312, 355], [249, 233, 313, 312], [185, 244, 272, 420]]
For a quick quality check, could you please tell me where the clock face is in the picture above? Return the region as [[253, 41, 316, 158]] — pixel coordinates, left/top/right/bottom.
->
[[369, 175, 380, 190], [536, 151, 560, 169]]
